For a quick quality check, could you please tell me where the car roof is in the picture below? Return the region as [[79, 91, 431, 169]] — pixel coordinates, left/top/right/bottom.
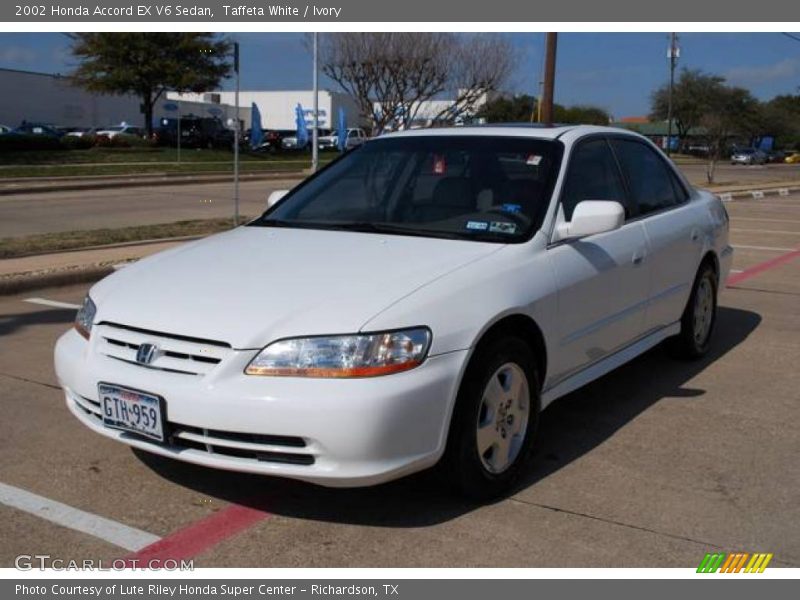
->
[[375, 124, 644, 143]]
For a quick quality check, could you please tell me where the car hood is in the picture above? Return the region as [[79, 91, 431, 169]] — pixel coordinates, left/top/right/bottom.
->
[[90, 226, 504, 349]]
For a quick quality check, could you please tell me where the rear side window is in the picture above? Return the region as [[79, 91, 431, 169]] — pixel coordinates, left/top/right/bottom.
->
[[611, 139, 680, 216], [561, 139, 627, 220]]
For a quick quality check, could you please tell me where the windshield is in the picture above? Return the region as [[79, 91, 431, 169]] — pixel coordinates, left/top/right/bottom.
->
[[251, 135, 563, 242]]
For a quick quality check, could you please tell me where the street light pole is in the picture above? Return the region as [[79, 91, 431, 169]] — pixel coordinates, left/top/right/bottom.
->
[[666, 32, 679, 157], [176, 101, 181, 164], [312, 32, 319, 172], [540, 33, 558, 126], [233, 41, 240, 226]]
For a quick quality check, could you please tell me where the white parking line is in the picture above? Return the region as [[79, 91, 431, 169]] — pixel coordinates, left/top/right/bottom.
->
[[0, 481, 160, 551], [731, 228, 800, 235], [24, 298, 81, 310], [732, 244, 796, 252], [732, 217, 800, 225]]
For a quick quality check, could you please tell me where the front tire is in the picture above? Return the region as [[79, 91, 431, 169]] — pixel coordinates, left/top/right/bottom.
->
[[670, 262, 718, 359], [443, 336, 540, 501]]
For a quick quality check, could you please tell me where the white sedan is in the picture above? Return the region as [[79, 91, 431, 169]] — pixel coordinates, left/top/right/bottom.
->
[[95, 124, 146, 139], [55, 125, 732, 499]]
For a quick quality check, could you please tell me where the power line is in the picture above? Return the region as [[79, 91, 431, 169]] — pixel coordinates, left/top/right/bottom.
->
[[781, 32, 800, 43]]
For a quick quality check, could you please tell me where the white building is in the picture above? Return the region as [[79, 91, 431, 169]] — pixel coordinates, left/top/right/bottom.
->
[[168, 90, 364, 131], [0, 67, 237, 130], [0, 67, 141, 129]]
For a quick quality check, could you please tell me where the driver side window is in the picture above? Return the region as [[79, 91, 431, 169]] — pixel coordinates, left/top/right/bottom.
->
[[561, 139, 627, 220]]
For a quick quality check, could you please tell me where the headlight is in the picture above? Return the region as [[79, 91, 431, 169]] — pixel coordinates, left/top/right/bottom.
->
[[245, 328, 431, 378], [74, 296, 96, 340]]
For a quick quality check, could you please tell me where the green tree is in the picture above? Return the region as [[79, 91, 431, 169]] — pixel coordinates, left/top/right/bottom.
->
[[758, 95, 800, 148], [554, 104, 611, 125], [650, 69, 725, 145], [476, 94, 537, 123], [69, 33, 233, 137], [477, 94, 610, 125]]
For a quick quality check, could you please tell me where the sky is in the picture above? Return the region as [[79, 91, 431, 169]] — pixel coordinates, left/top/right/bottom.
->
[[0, 32, 798, 118]]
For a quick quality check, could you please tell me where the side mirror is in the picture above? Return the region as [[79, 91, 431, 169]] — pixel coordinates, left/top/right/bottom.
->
[[555, 200, 625, 241], [266, 189, 289, 209]]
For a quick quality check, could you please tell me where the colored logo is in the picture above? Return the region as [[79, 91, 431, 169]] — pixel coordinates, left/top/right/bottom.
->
[[697, 552, 773, 573], [136, 343, 158, 365]]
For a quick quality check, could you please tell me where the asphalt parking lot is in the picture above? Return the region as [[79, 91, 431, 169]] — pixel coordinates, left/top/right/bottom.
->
[[1, 192, 799, 568]]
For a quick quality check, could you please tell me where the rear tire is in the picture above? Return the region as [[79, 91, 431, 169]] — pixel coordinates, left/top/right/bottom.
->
[[669, 262, 718, 359], [442, 336, 540, 501]]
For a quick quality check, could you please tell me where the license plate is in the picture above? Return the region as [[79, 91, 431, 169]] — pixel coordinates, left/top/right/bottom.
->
[[99, 383, 165, 442]]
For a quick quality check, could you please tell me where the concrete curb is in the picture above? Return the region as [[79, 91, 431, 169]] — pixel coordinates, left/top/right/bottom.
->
[[7, 234, 205, 260], [0, 264, 116, 296], [710, 185, 800, 202], [0, 170, 303, 196]]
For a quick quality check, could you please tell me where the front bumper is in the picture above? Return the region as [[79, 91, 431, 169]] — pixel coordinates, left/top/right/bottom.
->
[[54, 329, 467, 487]]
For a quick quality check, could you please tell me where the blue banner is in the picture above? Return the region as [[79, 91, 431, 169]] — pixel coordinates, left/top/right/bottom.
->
[[250, 103, 264, 150], [295, 103, 309, 148]]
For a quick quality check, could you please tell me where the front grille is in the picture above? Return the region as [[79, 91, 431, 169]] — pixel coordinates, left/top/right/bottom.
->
[[95, 322, 231, 376], [70, 393, 315, 466]]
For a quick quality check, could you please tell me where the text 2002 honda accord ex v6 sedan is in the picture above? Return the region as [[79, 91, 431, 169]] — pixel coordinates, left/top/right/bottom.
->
[[55, 125, 732, 499]]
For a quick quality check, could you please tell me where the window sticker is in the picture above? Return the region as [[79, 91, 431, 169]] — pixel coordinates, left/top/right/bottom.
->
[[466, 220, 489, 231], [433, 154, 447, 175], [526, 154, 543, 166], [501, 203, 522, 214], [489, 221, 517, 234]]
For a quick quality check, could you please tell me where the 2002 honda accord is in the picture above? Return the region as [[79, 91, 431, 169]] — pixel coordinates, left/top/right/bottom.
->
[[55, 125, 732, 499]]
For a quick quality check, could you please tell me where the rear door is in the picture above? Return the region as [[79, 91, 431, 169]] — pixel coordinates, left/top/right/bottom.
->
[[610, 137, 704, 331], [547, 137, 650, 383]]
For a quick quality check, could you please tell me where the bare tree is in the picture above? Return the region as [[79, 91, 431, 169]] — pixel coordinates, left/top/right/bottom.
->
[[428, 35, 515, 126], [318, 33, 514, 134], [701, 85, 759, 184]]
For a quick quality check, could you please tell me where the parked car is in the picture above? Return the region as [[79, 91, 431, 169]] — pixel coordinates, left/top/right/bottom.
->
[[12, 122, 64, 138], [55, 125, 732, 499], [730, 148, 767, 165], [245, 128, 294, 153], [0, 124, 11, 135], [154, 116, 234, 149], [318, 128, 369, 151], [686, 144, 710, 157], [784, 152, 800, 164], [764, 150, 786, 163], [96, 124, 146, 139], [63, 127, 97, 138], [281, 128, 332, 151]]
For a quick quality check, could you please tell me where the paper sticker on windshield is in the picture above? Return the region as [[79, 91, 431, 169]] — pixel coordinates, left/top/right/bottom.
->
[[489, 221, 517, 234], [501, 203, 522, 214], [433, 155, 447, 175], [466, 220, 489, 231], [526, 154, 543, 166]]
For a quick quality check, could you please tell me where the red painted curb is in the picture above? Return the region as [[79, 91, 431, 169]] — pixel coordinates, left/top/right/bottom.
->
[[122, 503, 270, 566], [727, 247, 800, 287]]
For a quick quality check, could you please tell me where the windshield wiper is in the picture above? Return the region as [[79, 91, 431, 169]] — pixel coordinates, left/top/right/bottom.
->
[[322, 222, 466, 239], [251, 217, 296, 228]]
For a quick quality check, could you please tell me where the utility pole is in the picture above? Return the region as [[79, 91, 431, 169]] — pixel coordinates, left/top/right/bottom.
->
[[233, 41, 240, 226], [312, 32, 319, 172], [540, 33, 558, 126], [666, 32, 679, 156]]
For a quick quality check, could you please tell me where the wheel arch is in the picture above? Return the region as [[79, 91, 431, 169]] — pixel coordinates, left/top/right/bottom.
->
[[700, 249, 720, 280], [468, 313, 548, 389]]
